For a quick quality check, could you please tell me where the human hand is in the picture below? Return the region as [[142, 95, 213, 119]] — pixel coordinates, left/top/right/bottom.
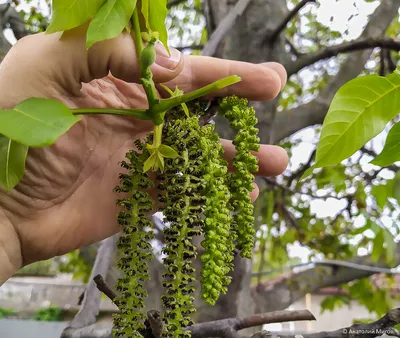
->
[[0, 24, 288, 280]]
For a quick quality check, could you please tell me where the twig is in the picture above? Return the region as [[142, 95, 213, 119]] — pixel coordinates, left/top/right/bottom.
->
[[266, 0, 317, 44], [285, 37, 302, 58], [379, 48, 385, 76], [264, 308, 400, 338], [262, 177, 346, 201], [69, 235, 118, 329], [287, 149, 316, 188], [60, 308, 400, 338], [93, 274, 117, 303], [188, 310, 315, 338], [288, 38, 400, 76], [202, 0, 251, 57], [237, 310, 316, 330], [167, 0, 186, 8], [252, 260, 400, 277], [174, 44, 204, 51], [386, 49, 397, 72]]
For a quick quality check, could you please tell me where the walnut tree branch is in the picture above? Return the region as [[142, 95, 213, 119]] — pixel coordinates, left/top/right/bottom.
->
[[256, 308, 400, 338], [252, 259, 400, 277], [67, 235, 118, 330], [167, 0, 186, 8], [93, 274, 117, 303], [266, 0, 317, 44], [288, 38, 400, 76], [202, 0, 251, 57], [60, 310, 315, 338], [187, 310, 315, 338]]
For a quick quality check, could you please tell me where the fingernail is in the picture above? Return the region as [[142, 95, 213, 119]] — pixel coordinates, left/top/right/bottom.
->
[[155, 44, 181, 70]]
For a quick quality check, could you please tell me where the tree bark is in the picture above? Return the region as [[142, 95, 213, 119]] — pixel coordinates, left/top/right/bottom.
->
[[199, 0, 400, 330]]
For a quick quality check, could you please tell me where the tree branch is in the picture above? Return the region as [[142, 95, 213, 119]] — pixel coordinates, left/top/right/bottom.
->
[[167, 0, 186, 8], [386, 49, 397, 72], [93, 274, 117, 303], [252, 260, 400, 277], [174, 44, 204, 51], [273, 1, 400, 143], [253, 242, 400, 314], [288, 38, 400, 76], [257, 308, 400, 338], [67, 235, 118, 329], [60, 308, 400, 338], [202, 0, 251, 57], [266, 0, 317, 44], [62, 310, 314, 338]]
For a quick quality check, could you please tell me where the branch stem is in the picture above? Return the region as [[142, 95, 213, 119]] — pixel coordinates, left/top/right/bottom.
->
[[132, 8, 143, 59]]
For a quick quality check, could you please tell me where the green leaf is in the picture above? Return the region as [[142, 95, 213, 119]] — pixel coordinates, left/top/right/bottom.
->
[[86, 0, 138, 48], [0, 135, 29, 191], [371, 122, 400, 166], [371, 229, 384, 262], [0, 98, 81, 148], [302, 67, 400, 180], [160, 84, 190, 117], [143, 153, 156, 172], [371, 180, 394, 209], [156, 152, 165, 171], [140, 0, 150, 30], [392, 172, 400, 203], [148, 0, 169, 54], [158, 144, 178, 158], [383, 229, 395, 264], [46, 0, 106, 33]]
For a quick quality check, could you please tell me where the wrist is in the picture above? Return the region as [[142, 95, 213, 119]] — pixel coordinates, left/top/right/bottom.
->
[[0, 209, 22, 284]]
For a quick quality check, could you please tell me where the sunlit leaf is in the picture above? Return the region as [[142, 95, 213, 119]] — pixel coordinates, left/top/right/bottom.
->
[[371, 229, 384, 262], [149, 0, 169, 53], [86, 0, 137, 48], [0, 135, 29, 191], [371, 183, 392, 209], [370, 122, 400, 166], [47, 0, 106, 33], [383, 229, 395, 264], [302, 67, 400, 179], [158, 144, 178, 158], [0, 98, 81, 147], [143, 153, 157, 172], [140, 0, 150, 29]]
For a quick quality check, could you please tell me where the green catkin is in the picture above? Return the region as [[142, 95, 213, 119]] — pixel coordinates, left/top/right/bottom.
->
[[200, 123, 235, 305], [112, 97, 260, 337], [218, 96, 260, 259], [158, 112, 206, 337], [112, 140, 155, 338]]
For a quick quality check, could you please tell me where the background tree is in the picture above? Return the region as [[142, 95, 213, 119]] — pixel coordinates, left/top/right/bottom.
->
[[3, 0, 400, 337]]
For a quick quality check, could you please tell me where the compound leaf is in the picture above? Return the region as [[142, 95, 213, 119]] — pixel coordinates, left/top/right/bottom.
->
[[371, 122, 400, 166], [0, 135, 29, 191], [159, 144, 178, 158], [149, 0, 169, 53], [47, 0, 106, 33], [86, 0, 137, 48], [0, 98, 81, 147], [302, 67, 400, 179]]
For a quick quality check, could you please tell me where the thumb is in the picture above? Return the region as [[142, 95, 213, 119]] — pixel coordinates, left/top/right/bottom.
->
[[62, 24, 184, 86], [0, 24, 184, 108]]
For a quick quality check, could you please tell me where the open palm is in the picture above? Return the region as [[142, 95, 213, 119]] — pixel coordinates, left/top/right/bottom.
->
[[0, 26, 287, 267]]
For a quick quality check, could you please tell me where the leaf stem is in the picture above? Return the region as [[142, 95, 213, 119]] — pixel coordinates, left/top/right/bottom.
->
[[152, 75, 242, 114], [132, 7, 143, 59], [71, 108, 150, 120], [153, 124, 163, 147]]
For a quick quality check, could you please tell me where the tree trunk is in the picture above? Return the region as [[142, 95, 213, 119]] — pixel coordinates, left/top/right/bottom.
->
[[194, 0, 400, 332]]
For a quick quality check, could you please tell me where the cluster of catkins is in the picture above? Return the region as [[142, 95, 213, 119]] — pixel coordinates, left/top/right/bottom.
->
[[112, 96, 260, 338]]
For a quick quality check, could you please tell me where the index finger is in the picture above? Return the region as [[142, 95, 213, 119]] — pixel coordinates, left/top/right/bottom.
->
[[162, 56, 287, 101]]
